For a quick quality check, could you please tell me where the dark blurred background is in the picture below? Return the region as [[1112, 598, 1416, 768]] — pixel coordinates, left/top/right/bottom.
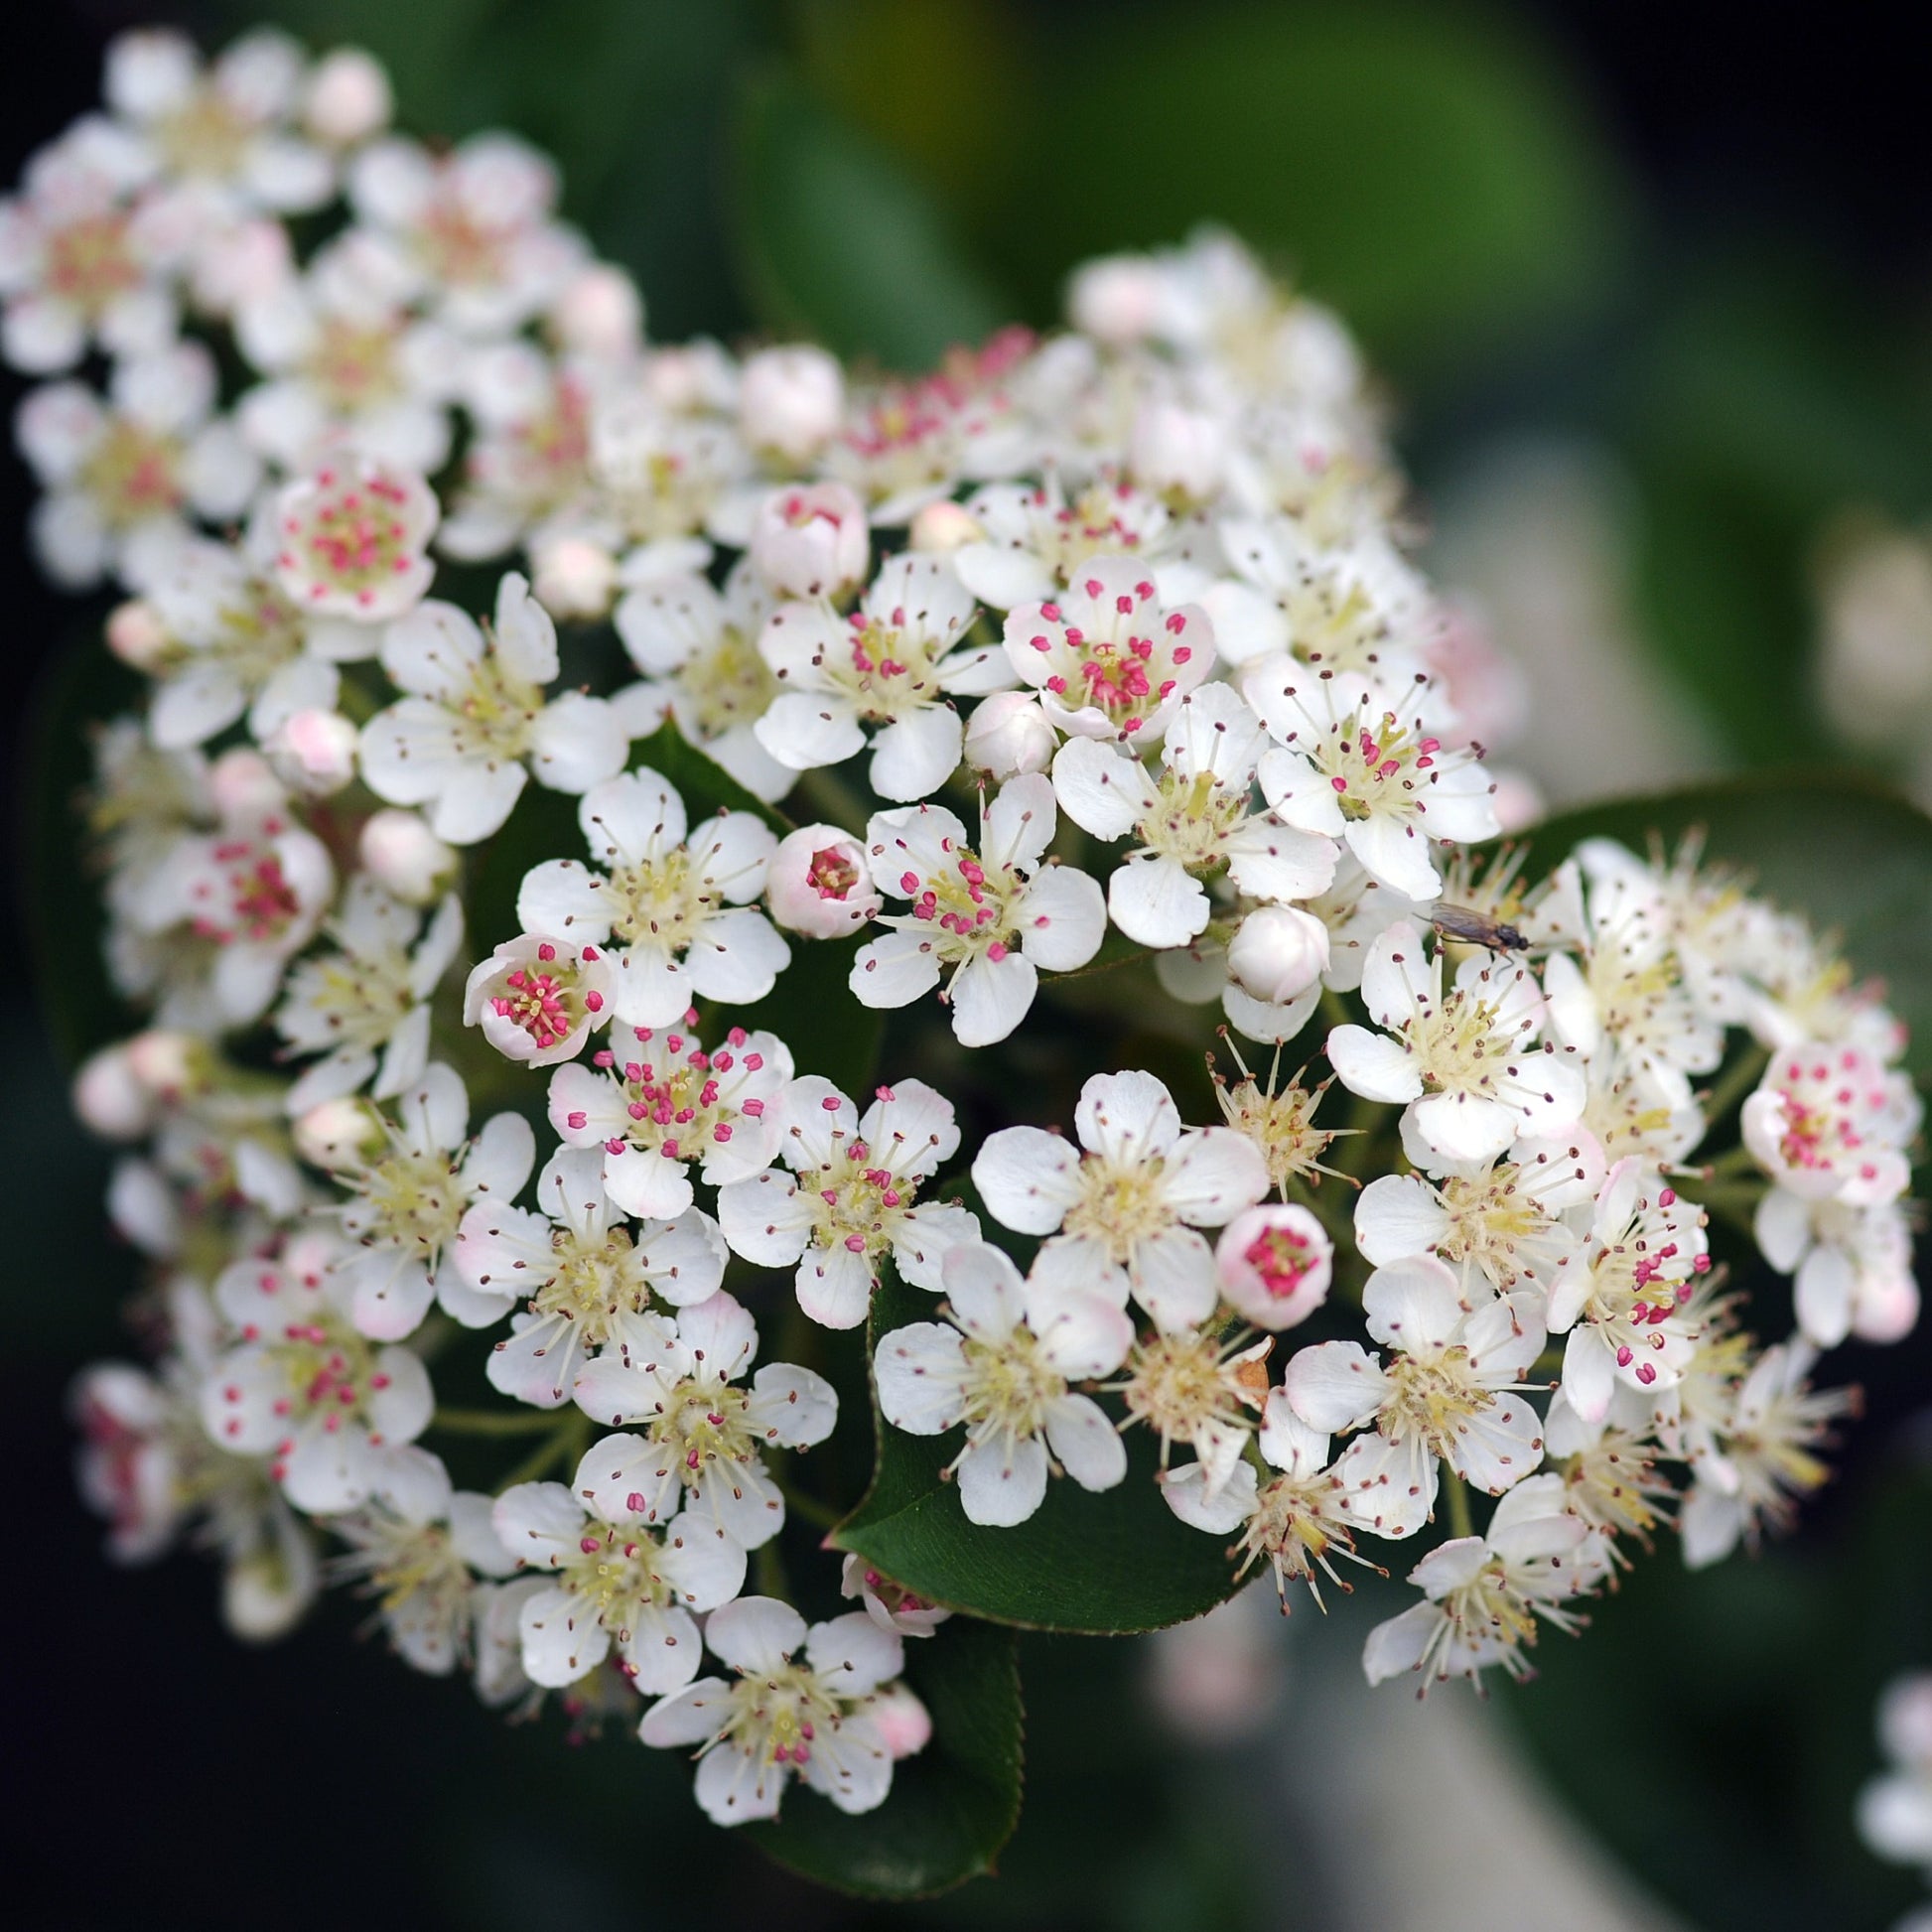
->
[[10, 4, 1932, 1928]]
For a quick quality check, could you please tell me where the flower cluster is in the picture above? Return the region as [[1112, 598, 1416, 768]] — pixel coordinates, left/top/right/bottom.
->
[[46, 25, 1915, 1852]]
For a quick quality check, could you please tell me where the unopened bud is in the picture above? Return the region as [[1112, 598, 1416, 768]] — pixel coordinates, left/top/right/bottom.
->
[[1227, 904, 1328, 1006], [106, 599, 170, 671], [358, 809, 458, 904], [1130, 399, 1227, 503], [531, 535, 618, 620], [1214, 1204, 1332, 1329], [293, 1095, 385, 1172], [750, 483, 869, 599], [303, 48, 392, 146], [207, 748, 284, 822], [738, 345, 844, 464], [265, 708, 358, 795], [1067, 254, 1165, 345], [72, 1043, 154, 1141], [869, 1683, 933, 1760], [963, 690, 1056, 779], [909, 499, 982, 554], [550, 264, 644, 362], [124, 1029, 203, 1103], [766, 824, 882, 939]]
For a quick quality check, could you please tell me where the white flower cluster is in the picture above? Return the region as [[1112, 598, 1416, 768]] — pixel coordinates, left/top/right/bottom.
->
[[1861, 1674, 1932, 1932], [45, 26, 1916, 1843]]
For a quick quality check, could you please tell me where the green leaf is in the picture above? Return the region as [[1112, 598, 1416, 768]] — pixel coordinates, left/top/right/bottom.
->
[[834, 1272, 1242, 1634], [1524, 769, 1932, 1082], [748, 1614, 1023, 1897], [730, 72, 1010, 369]]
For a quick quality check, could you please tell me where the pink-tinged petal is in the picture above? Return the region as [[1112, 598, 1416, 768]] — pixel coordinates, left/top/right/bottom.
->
[[1043, 1394, 1129, 1492], [971, 1126, 1081, 1235], [955, 1434, 1050, 1526], [1283, 1340, 1387, 1434]]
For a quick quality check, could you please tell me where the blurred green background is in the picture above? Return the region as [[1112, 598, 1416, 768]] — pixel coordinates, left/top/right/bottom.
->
[[9, 3, 1932, 1928]]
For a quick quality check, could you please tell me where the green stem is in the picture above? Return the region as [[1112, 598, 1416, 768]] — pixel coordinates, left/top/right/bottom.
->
[[431, 1407, 561, 1437], [1701, 1043, 1771, 1133], [1703, 1142, 1760, 1180], [772, 1468, 842, 1534], [1444, 1470, 1473, 1540], [494, 1412, 593, 1491], [794, 764, 873, 835]]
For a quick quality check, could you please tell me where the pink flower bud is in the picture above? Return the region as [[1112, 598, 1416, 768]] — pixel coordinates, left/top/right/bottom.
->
[[869, 1683, 933, 1760], [1130, 399, 1228, 503], [963, 690, 1056, 779], [738, 345, 844, 464], [358, 809, 458, 904], [750, 483, 869, 599], [465, 934, 614, 1067], [1227, 904, 1329, 1007], [909, 499, 982, 554], [1067, 254, 1167, 345], [207, 748, 284, 822], [293, 1096, 385, 1171], [531, 535, 618, 619], [124, 1029, 201, 1102], [1214, 1204, 1332, 1329], [766, 824, 882, 938], [549, 264, 644, 362], [72, 1043, 154, 1141], [106, 599, 169, 670], [265, 709, 358, 796], [303, 48, 393, 146]]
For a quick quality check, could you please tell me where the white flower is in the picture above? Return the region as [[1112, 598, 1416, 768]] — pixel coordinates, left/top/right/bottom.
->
[[0, 119, 173, 373], [1250, 672, 1497, 899], [1326, 920, 1587, 1169], [765, 823, 884, 939], [717, 1075, 976, 1329], [853, 775, 1106, 1046], [464, 933, 614, 1067], [490, 1478, 743, 1694], [1162, 1388, 1368, 1606], [1050, 680, 1336, 949], [876, 1238, 1133, 1526], [571, 1289, 838, 1549], [1859, 1676, 1932, 1879], [302, 1061, 535, 1340], [1756, 1190, 1919, 1349], [1285, 1255, 1548, 1537], [1361, 1474, 1595, 1690], [328, 1469, 518, 1676], [1213, 1203, 1333, 1329], [1742, 1040, 1917, 1207], [950, 475, 1175, 610], [756, 553, 1011, 801], [1002, 554, 1214, 742], [303, 49, 393, 149], [549, 1020, 792, 1220], [200, 1230, 437, 1514], [358, 808, 457, 904], [1114, 1325, 1271, 1497], [274, 878, 464, 1110], [639, 1597, 904, 1825], [360, 573, 627, 842], [1353, 1131, 1603, 1302], [748, 481, 870, 598], [1679, 1340, 1853, 1568], [1546, 1159, 1709, 1421], [738, 345, 844, 463], [973, 1068, 1269, 1332], [454, 1145, 728, 1405], [513, 766, 788, 1027], [612, 561, 789, 802], [270, 453, 438, 623], [19, 343, 259, 590], [840, 1554, 952, 1638]]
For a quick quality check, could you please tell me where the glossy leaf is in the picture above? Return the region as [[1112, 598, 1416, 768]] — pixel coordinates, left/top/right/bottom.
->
[[834, 1272, 1243, 1634], [1525, 769, 1932, 1081], [749, 1614, 1023, 1897]]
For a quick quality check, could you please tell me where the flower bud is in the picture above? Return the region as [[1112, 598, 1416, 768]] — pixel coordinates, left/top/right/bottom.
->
[[1067, 253, 1165, 345], [1856, 1272, 1920, 1346], [1227, 904, 1329, 1006], [868, 1683, 933, 1761], [358, 809, 459, 904], [550, 264, 644, 362], [207, 748, 284, 822], [303, 48, 393, 146], [106, 599, 169, 670], [1214, 1204, 1332, 1329], [464, 934, 614, 1066], [738, 345, 844, 464], [766, 824, 882, 938], [124, 1029, 203, 1104], [750, 483, 869, 599], [265, 708, 358, 796], [963, 690, 1056, 779], [909, 499, 982, 554], [1130, 399, 1227, 503], [72, 1043, 154, 1141], [531, 535, 618, 620], [293, 1095, 384, 1171]]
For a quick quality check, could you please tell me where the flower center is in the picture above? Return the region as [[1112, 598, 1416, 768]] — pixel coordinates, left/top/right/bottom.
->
[[292, 945, 415, 1051], [1321, 711, 1439, 821], [1404, 988, 1516, 1097], [1240, 1471, 1356, 1595], [899, 845, 1023, 964], [157, 92, 252, 177], [280, 466, 426, 609], [1031, 578, 1195, 735], [602, 848, 718, 952], [1121, 1331, 1248, 1449], [825, 609, 947, 720], [533, 1224, 655, 1343], [803, 1139, 919, 1260], [490, 943, 602, 1051], [1139, 766, 1247, 870], [1243, 1223, 1320, 1302], [646, 1381, 756, 1489], [680, 626, 776, 737], [45, 211, 141, 312], [1030, 482, 1166, 574], [560, 1519, 677, 1632], [81, 420, 184, 527], [1061, 1157, 1173, 1259], [593, 1028, 762, 1162], [717, 1663, 843, 1768], [193, 838, 302, 943], [355, 1145, 465, 1257], [1213, 1072, 1337, 1191], [958, 1326, 1064, 1447], [1381, 1349, 1493, 1459], [305, 317, 404, 413]]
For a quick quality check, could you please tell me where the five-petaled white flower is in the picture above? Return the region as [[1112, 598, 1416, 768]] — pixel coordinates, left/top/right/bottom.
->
[[973, 1068, 1269, 1332], [876, 1238, 1133, 1526], [514, 766, 790, 1029], [852, 774, 1106, 1046]]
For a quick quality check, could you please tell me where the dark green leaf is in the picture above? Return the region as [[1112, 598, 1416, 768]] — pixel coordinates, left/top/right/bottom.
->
[[730, 72, 1010, 370], [748, 1614, 1023, 1897], [834, 1272, 1242, 1634], [1524, 770, 1932, 1082]]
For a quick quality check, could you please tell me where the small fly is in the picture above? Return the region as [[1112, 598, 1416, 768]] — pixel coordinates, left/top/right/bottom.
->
[[1430, 902, 1529, 952]]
